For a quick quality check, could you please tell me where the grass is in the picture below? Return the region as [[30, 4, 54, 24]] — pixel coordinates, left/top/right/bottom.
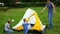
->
[[0, 7, 60, 34]]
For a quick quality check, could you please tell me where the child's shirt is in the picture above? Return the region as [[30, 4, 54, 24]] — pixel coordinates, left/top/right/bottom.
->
[[22, 22, 28, 30], [5, 22, 10, 31]]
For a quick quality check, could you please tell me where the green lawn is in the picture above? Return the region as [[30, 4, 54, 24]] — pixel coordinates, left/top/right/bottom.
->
[[0, 7, 60, 34]]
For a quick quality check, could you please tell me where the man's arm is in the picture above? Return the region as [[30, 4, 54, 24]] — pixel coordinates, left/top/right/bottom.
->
[[40, 5, 47, 13], [52, 3, 56, 15]]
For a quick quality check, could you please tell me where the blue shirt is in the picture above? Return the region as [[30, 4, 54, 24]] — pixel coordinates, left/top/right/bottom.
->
[[22, 22, 28, 30], [47, 2, 53, 14]]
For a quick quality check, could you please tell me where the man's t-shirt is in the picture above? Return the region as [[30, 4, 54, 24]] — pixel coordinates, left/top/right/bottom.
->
[[5, 22, 10, 31], [47, 2, 53, 14]]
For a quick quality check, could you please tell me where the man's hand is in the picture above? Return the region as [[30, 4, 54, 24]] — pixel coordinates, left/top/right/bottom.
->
[[54, 11, 56, 15], [40, 5, 47, 14]]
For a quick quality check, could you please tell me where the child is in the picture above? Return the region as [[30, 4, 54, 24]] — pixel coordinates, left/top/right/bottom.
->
[[22, 18, 29, 34], [5, 19, 13, 34], [40, 0, 56, 29]]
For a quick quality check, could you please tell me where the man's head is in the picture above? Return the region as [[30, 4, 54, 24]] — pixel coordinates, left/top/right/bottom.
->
[[47, 0, 50, 3]]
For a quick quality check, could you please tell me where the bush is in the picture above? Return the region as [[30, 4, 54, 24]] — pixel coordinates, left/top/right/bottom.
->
[[1, 0, 60, 7], [56, 1, 60, 6], [0, 7, 8, 11], [13, 2, 46, 7]]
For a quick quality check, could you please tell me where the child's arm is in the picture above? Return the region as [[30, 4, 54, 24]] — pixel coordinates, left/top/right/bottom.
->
[[52, 3, 56, 15], [40, 5, 47, 13]]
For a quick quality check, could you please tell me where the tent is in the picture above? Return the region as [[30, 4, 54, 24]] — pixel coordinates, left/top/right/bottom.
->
[[12, 8, 46, 33]]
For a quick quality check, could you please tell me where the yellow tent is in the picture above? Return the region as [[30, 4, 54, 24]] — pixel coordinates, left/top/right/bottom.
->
[[12, 8, 46, 32]]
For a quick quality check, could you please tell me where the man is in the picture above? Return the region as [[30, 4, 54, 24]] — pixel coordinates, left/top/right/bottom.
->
[[22, 18, 29, 34], [5, 19, 13, 34], [40, 0, 56, 29]]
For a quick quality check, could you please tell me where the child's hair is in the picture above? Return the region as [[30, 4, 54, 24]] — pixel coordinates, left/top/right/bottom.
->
[[7, 19, 11, 23], [7, 20, 10, 23], [23, 18, 26, 22]]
